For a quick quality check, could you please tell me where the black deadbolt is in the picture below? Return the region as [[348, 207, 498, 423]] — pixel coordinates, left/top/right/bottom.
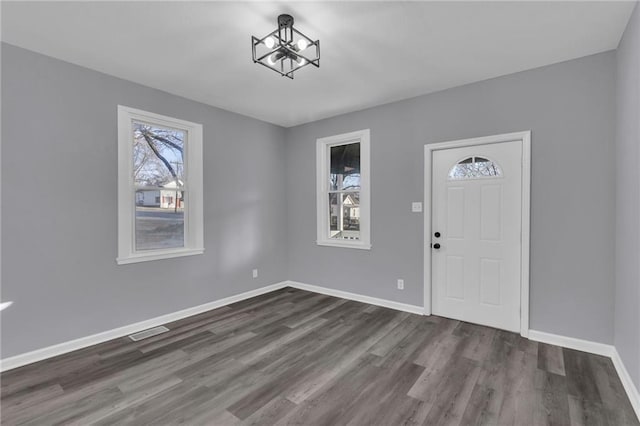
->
[[434, 232, 441, 238], [433, 243, 441, 249]]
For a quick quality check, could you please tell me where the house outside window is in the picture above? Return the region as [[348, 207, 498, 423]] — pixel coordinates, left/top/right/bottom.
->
[[117, 106, 204, 264], [316, 129, 371, 250]]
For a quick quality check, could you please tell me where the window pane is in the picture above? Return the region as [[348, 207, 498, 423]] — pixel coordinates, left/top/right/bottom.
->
[[135, 201, 185, 251], [132, 121, 186, 250], [448, 156, 503, 180], [328, 192, 360, 241], [133, 121, 185, 187], [330, 143, 360, 191]]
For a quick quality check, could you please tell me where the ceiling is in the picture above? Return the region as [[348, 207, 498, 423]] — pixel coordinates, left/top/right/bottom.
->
[[1, 1, 635, 127]]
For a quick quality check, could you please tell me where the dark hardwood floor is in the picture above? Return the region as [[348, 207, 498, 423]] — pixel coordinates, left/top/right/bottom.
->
[[1, 287, 638, 425]]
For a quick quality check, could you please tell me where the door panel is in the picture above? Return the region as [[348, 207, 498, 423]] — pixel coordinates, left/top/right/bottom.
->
[[431, 141, 522, 332], [446, 187, 465, 238], [480, 258, 501, 305], [446, 256, 465, 299], [480, 185, 502, 241]]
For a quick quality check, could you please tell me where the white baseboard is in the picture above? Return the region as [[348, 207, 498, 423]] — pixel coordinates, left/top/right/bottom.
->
[[529, 329, 639, 422], [2, 279, 638, 424], [0, 280, 423, 373], [0, 281, 288, 372], [528, 329, 614, 357], [611, 348, 640, 420], [285, 280, 425, 315]]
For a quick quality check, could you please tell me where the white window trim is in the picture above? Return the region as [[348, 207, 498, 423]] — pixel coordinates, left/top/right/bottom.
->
[[117, 105, 204, 265], [316, 129, 371, 250]]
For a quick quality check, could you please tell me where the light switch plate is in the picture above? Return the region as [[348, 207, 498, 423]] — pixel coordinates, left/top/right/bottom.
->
[[412, 202, 423, 213]]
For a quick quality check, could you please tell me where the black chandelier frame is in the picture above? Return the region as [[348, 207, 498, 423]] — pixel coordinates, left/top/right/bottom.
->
[[251, 14, 320, 79]]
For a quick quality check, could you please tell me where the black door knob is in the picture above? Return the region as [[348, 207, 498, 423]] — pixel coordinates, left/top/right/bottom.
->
[[434, 232, 441, 238], [433, 243, 441, 249]]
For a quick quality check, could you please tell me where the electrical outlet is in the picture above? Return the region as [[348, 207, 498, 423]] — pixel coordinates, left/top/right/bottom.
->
[[412, 202, 423, 212], [252, 269, 258, 278], [397, 279, 404, 290]]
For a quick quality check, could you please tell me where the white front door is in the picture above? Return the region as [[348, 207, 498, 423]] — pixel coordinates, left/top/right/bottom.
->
[[431, 141, 522, 332]]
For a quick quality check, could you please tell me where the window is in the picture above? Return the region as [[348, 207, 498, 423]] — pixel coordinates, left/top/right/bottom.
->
[[448, 156, 503, 180], [117, 106, 204, 264], [316, 129, 370, 249]]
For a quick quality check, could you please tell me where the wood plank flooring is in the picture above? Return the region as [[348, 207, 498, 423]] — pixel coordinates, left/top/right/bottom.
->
[[1, 287, 638, 425]]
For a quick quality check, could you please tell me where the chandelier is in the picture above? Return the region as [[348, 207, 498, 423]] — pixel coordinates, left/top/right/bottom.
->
[[251, 14, 320, 79]]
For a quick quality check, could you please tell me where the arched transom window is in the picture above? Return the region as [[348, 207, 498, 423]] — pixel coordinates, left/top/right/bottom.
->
[[448, 156, 503, 180]]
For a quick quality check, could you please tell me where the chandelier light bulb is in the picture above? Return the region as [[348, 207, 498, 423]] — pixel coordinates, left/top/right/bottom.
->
[[264, 37, 276, 49], [297, 39, 309, 51], [267, 53, 277, 66], [297, 57, 307, 66]]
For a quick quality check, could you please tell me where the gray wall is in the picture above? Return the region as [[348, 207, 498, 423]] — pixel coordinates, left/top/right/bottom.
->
[[286, 51, 617, 344], [615, 2, 640, 390], [0, 42, 625, 359], [1, 43, 288, 358]]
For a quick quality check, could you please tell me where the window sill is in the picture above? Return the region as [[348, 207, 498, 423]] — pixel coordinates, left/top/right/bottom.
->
[[117, 248, 204, 265], [316, 240, 372, 250]]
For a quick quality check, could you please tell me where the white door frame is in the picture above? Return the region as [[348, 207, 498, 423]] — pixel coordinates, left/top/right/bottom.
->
[[424, 131, 531, 337]]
